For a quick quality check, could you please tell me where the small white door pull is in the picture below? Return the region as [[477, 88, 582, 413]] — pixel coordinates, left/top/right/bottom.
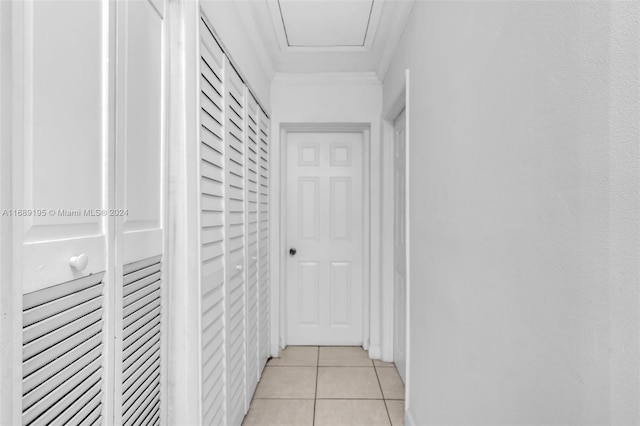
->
[[251, 256, 257, 261], [69, 253, 89, 271], [236, 264, 243, 272]]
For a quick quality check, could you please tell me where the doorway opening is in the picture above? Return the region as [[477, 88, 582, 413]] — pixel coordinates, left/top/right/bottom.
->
[[277, 124, 372, 348]]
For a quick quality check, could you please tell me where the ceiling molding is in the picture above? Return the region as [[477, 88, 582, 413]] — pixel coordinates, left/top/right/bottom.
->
[[229, 0, 414, 76], [376, 0, 415, 81], [273, 72, 381, 86], [231, 1, 276, 78]]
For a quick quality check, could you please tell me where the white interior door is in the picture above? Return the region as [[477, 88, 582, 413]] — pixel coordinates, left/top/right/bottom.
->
[[286, 132, 364, 345], [393, 109, 407, 383], [14, 1, 111, 423]]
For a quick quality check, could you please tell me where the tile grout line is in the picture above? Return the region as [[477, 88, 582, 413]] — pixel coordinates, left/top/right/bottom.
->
[[374, 363, 394, 426], [313, 346, 319, 426]]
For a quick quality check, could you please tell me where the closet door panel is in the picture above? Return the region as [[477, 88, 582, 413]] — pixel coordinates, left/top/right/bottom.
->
[[117, 0, 164, 265], [13, 2, 110, 424], [15, 0, 108, 294], [257, 108, 271, 371], [199, 16, 227, 426], [121, 256, 162, 426], [115, 1, 165, 424], [22, 274, 106, 426], [245, 94, 260, 406], [225, 66, 247, 426]]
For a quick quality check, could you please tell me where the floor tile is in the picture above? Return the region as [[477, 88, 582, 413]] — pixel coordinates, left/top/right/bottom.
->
[[242, 399, 315, 426], [319, 346, 373, 367], [254, 366, 317, 399], [385, 400, 405, 426], [267, 346, 318, 367], [376, 367, 405, 400], [373, 359, 396, 368], [315, 399, 390, 426], [316, 367, 382, 399]]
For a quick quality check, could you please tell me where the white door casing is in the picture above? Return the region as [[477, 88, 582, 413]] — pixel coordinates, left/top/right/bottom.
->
[[286, 131, 364, 345], [393, 109, 407, 383]]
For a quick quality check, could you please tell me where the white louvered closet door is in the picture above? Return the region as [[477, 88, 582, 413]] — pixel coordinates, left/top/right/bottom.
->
[[14, 1, 111, 424], [245, 94, 260, 407], [257, 108, 271, 370], [225, 64, 247, 426], [116, 1, 166, 424], [199, 17, 228, 426], [9, 1, 166, 424], [198, 11, 269, 426]]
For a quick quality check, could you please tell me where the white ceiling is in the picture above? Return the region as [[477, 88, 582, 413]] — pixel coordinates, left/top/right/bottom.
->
[[234, 0, 414, 77]]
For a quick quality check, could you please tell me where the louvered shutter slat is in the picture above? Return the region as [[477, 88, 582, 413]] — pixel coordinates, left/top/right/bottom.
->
[[121, 256, 163, 426]]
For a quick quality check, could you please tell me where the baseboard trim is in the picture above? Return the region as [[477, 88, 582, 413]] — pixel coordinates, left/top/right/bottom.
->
[[405, 406, 416, 426], [368, 344, 381, 359]]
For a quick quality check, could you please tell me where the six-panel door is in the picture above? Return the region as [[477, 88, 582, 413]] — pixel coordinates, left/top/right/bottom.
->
[[286, 132, 364, 345]]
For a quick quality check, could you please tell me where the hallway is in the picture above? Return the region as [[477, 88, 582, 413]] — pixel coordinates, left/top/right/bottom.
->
[[1, 0, 640, 425], [243, 346, 404, 426]]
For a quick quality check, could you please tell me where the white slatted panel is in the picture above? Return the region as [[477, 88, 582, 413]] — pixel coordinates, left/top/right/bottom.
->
[[245, 93, 260, 405], [225, 63, 247, 426], [199, 12, 270, 425], [22, 273, 105, 426], [122, 256, 162, 426], [257, 108, 271, 370], [199, 17, 227, 426], [225, 62, 246, 425]]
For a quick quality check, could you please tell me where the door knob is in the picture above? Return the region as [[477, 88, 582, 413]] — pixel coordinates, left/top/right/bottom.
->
[[69, 253, 89, 271], [289, 248, 297, 256], [236, 264, 243, 272]]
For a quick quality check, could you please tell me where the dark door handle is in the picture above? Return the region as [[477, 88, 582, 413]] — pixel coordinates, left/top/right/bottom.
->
[[289, 248, 297, 256]]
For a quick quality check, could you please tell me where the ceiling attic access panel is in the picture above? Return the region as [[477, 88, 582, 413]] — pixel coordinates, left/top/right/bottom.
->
[[274, 0, 377, 48]]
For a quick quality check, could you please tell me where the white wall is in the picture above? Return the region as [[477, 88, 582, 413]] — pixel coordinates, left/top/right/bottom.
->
[[383, 2, 640, 425], [270, 73, 384, 356]]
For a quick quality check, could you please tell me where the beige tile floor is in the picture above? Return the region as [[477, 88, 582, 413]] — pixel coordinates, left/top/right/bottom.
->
[[242, 346, 405, 426]]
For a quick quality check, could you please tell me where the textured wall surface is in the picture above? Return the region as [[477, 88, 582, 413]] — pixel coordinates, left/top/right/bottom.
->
[[383, 2, 640, 424]]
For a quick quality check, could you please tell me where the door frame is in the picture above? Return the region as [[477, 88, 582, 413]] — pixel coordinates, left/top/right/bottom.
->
[[275, 123, 372, 350], [381, 69, 411, 411]]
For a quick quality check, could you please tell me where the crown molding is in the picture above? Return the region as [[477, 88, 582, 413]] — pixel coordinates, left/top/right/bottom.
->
[[273, 72, 382, 87], [232, 0, 276, 78], [376, 0, 415, 80]]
